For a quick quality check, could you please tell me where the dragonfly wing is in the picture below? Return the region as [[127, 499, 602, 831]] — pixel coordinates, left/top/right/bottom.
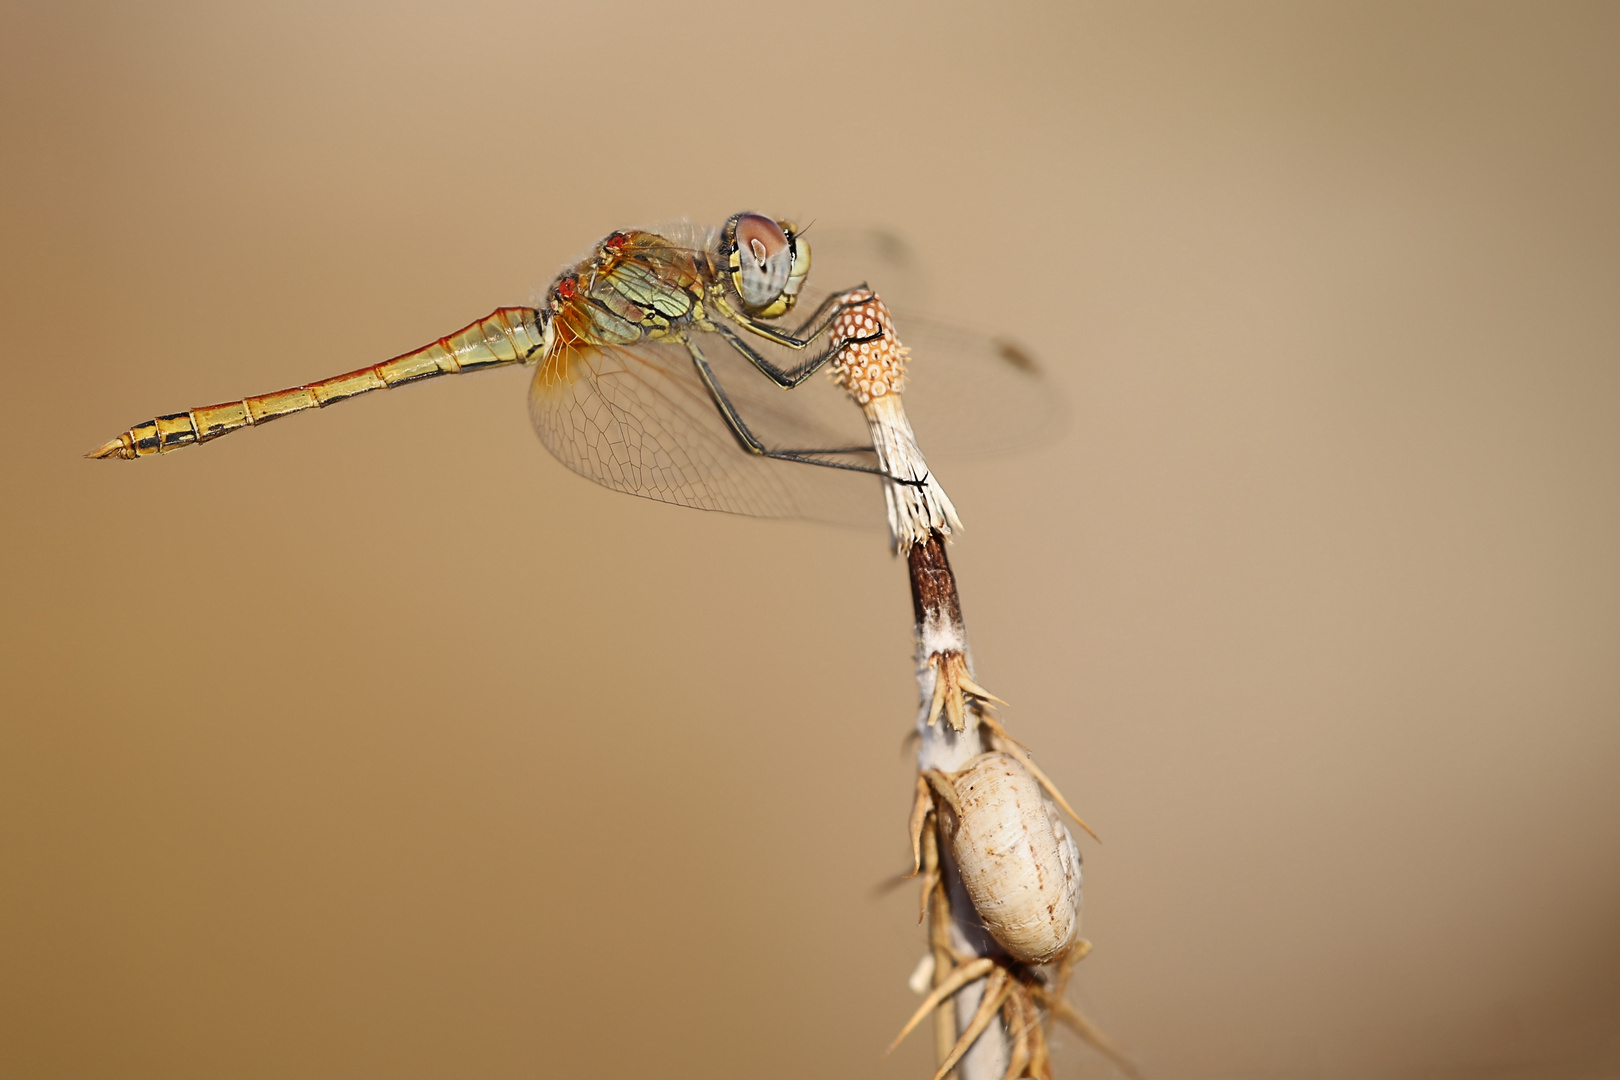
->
[[798, 226, 932, 312], [883, 310, 1069, 461], [797, 228, 1069, 459], [777, 285, 1069, 462], [528, 337, 883, 525], [685, 325, 877, 455]]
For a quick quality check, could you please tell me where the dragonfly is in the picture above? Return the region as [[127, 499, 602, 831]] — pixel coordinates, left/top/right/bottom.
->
[[89, 212, 1061, 526]]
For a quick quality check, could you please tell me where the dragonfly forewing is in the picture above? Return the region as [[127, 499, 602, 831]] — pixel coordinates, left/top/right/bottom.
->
[[528, 335, 881, 523]]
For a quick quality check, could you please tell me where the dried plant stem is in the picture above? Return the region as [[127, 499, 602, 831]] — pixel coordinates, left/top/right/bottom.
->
[[908, 532, 1010, 1080], [831, 288, 1133, 1078], [924, 827, 960, 1071], [1050, 1002, 1146, 1080], [901, 533, 1141, 1079], [891, 956, 996, 1054]]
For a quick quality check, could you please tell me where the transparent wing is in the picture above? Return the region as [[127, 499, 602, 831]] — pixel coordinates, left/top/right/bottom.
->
[[525, 219, 1066, 522], [882, 310, 1069, 460], [560, 222, 1068, 461], [800, 225, 931, 310], [528, 335, 884, 524], [799, 229, 1069, 459], [785, 284, 1070, 462]]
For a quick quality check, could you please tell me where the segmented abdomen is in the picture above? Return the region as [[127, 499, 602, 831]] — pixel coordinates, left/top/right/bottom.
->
[[90, 307, 545, 459]]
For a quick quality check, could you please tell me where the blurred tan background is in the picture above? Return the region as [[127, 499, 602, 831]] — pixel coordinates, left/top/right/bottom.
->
[[3, 2, 1618, 1077]]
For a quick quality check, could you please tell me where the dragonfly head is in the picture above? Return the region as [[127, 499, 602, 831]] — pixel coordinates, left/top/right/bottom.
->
[[723, 212, 810, 318]]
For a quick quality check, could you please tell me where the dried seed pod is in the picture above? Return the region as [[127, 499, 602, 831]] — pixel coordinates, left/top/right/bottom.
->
[[927, 751, 1082, 964]]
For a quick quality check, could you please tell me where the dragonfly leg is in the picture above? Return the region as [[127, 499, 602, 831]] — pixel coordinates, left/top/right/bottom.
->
[[713, 323, 883, 390], [713, 283, 875, 352], [771, 286, 865, 342], [684, 341, 902, 478]]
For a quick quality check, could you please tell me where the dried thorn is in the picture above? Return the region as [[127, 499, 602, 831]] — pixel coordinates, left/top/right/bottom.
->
[[1034, 938, 1093, 1009], [1028, 1006, 1053, 1080], [918, 864, 940, 924], [1002, 982, 1032, 1034], [933, 966, 1013, 1080], [1051, 1000, 1146, 1080], [885, 956, 994, 1055], [977, 711, 1031, 753], [930, 959, 958, 1079], [908, 775, 932, 876], [925, 659, 949, 729], [922, 770, 962, 817], [944, 685, 966, 732], [1002, 1031, 1031, 1080], [870, 869, 915, 898], [1000, 986, 1034, 1080], [943, 939, 978, 968], [929, 888, 954, 954], [1027, 761, 1100, 842], [957, 672, 1008, 708], [1063, 939, 1094, 979]]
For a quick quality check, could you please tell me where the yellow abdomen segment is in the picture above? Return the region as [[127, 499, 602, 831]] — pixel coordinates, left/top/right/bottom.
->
[[89, 307, 545, 460]]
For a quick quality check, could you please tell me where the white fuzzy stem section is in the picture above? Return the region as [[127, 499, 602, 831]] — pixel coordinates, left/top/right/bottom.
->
[[915, 643, 981, 774], [915, 591, 1007, 1077], [865, 394, 962, 553]]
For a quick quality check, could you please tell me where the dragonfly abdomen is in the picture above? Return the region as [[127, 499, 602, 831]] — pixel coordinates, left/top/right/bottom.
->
[[89, 307, 545, 460]]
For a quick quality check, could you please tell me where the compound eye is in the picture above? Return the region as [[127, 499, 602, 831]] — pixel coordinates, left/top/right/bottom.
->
[[734, 213, 793, 310]]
